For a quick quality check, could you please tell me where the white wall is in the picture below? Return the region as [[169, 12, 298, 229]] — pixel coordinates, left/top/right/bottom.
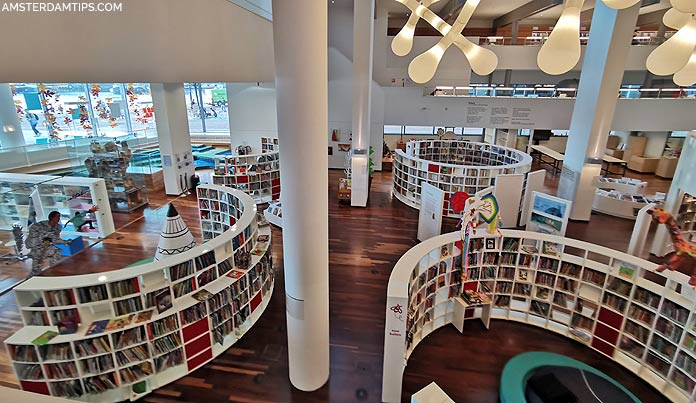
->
[[0, 0, 274, 83], [226, 83, 277, 152], [643, 131, 669, 157], [382, 87, 696, 131], [328, 48, 384, 171], [329, 3, 355, 62]]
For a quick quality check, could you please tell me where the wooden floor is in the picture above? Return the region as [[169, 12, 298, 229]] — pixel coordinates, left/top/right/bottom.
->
[[0, 164, 677, 403]]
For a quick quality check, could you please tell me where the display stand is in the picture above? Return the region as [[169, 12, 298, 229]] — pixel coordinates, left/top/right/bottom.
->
[[592, 189, 664, 220], [4, 185, 274, 402], [593, 176, 647, 195], [263, 201, 282, 228], [393, 140, 533, 218], [0, 173, 115, 239], [84, 142, 149, 214], [383, 229, 696, 403]]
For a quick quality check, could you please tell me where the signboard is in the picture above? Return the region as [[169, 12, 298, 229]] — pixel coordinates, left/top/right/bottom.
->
[[527, 191, 572, 236], [417, 182, 444, 242]]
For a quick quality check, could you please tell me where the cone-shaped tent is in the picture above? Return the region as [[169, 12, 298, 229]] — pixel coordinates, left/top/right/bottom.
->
[[154, 203, 197, 261]]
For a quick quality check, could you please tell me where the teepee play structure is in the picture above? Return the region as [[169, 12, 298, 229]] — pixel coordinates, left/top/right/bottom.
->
[[154, 203, 197, 261]]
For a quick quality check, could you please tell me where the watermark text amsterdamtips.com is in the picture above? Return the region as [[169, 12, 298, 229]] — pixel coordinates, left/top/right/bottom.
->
[[2, 2, 123, 12]]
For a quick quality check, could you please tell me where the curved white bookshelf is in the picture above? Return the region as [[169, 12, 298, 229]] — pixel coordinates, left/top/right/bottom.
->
[[392, 140, 533, 218], [5, 185, 274, 402], [382, 230, 696, 403], [212, 138, 281, 204], [263, 201, 282, 228]]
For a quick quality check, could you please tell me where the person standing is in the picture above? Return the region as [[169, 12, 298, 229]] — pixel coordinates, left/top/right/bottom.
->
[[26, 111, 41, 136], [25, 211, 71, 277]]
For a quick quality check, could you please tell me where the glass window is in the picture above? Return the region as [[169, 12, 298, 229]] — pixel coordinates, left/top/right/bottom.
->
[[88, 83, 129, 137], [185, 83, 229, 134], [405, 126, 435, 135], [462, 127, 483, 135], [670, 131, 688, 138], [384, 125, 402, 134]]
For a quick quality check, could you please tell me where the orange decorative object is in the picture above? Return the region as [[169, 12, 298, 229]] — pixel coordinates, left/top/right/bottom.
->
[[648, 208, 696, 286]]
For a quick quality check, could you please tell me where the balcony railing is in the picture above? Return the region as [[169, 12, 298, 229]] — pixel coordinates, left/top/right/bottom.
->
[[427, 86, 696, 99], [476, 35, 669, 47]]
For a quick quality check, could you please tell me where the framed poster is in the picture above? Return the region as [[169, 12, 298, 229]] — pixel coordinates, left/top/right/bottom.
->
[[526, 192, 572, 236]]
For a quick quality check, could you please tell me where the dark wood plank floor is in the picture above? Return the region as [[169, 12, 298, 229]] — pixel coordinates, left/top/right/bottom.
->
[[0, 164, 677, 403]]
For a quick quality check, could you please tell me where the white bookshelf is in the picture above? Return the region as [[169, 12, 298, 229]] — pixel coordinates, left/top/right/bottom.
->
[[593, 176, 647, 195], [5, 185, 274, 402], [263, 201, 282, 228], [392, 140, 533, 218], [383, 229, 696, 403], [0, 173, 115, 238], [212, 138, 280, 204]]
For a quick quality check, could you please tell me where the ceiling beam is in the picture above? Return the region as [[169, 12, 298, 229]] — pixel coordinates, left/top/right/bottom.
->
[[493, 0, 563, 28]]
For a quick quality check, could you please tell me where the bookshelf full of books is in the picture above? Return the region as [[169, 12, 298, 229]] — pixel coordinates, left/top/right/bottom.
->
[[212, 138, 280, 204], [592, 188, 666, 220], [4, 185, 275, 403], [382, 229, 696, 403], [392, 140, 533, 218], [675, 192, 695, 244]]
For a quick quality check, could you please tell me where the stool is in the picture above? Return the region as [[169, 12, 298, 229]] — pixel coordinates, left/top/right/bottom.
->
[[55, 235, 85, 256]]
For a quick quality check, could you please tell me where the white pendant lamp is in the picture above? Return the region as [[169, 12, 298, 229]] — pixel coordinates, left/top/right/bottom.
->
[[646, 18, 696, 76], [663, 7, 692, 29], [674, 50, 696, 86], [392, 0, 440, 56], [392, 0, 498, 83], [537, 0, 585, 75], [601, 0, 640, 9], [670, 0, 696, 13]]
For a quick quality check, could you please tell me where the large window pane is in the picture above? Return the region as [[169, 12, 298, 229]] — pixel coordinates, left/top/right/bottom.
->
[[88, 83, 129, 137], [184, 83, 229, 134], [405, 126, 435, 135], [384, 125, 402, 134], [124, 83, 156, 137]]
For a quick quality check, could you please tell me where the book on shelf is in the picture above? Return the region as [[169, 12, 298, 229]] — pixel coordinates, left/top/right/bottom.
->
[[85, 319, 110, 336], [31, 330, 58, 346], [133, 310, 154, 324], [155, 288, 173, 314], [105, 314, 135, 331], [75, 336, 111, 357], [192, 289, 213, 301], [57, 319, 77, 335]]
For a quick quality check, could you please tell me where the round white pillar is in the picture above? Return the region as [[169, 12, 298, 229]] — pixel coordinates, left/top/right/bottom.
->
[[272, 0, 330, 392], [0, 84, 26, 148]]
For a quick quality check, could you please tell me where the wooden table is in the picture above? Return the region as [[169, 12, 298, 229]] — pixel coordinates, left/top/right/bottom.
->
[[530, 145, 564, 174], [601, 155, 628, 177]]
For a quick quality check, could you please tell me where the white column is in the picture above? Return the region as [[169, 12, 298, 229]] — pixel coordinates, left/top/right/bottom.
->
[[150, 83, 195, 195], [351, 0, 375, 207], [0, 84, 26, 148], [272, 0, 330, 392], [557, 1, 640, 220]]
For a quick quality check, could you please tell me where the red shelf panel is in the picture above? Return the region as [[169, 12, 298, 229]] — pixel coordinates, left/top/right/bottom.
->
[[591, 337, 615, 357], [186, 347, 213, 371], [182, 318, 209, 342], [20, 381, 49, 395], [594, 322, 620, 345], [250, 290, 263, 313], [184, 334, 211, 359], [597, 307, 623, 330]]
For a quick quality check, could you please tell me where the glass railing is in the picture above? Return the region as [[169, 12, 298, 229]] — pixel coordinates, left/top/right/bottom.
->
[[427, 85, 696, 99], [0, 129, 159, 173]]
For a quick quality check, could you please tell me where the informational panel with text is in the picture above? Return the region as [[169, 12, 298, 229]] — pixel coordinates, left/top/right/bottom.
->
[[418, 182, 445, 242]]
